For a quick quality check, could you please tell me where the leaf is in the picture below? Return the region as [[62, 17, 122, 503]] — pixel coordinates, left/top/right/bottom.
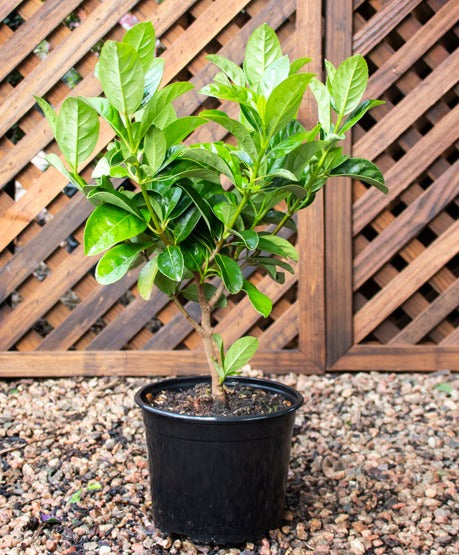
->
[[233, 229, 259, 249], [213, 201, 238, 227], [68, 489, 82, 504], [242, 280, 272, 317], [176, 180, 215, 231], [122, 21, 155, 72], [264, 168, 298, 181], [199, 83, 256, 106], [324, 59, 336, 93], [45, 153, 84, 190], [224, 336, 259, 376], [246, 256, 295, 275], [265, 73, 314, 137], [258, 55, 290, 98], [143, 127, 166, 172], [331, 54, 368, 117], [86, 188, 144, 219], [142, 58, 164, 106], [172, 206, 201, 243], [34, 96, 57, 135], [138, 256, 159, 300], [86, 481, 102, 492], [162, 116, 206, 147], [339, 99, 385, 133], [182, 283, 227, 308], [215, 254, 243, 294], [285, 141, 324, 178], [289, 57, 311, 75], [257, 235, 298, 261], [182, 148, 234, 182], [206, 54, 245, 86], [158, 245, 184, 281], [56, 97, 99, 170], [309, 78, 331, 132], [243, 23, 282, 84], [330, 157, 387, 193], [82, 97, 127, 139], [154, 271, 177, 296], [212, 333, 225, 364], [98, 41, 144, 115], [182, 242, 207, 272], [84, 204, 147, 256], [262, 209, 297, 232], [200, 111, 257, 160], [96, 242, 150, 285], [434, 383, 453, 395]]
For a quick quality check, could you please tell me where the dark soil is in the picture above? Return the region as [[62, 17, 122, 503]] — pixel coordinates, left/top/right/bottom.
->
[[146, 383, 292, 416]]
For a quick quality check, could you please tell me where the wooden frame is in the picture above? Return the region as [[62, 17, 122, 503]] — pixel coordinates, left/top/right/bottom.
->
[[0, 0, 457, 376]]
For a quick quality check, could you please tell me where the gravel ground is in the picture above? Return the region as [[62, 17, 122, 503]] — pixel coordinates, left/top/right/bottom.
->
[[0, 371, 457, 555]]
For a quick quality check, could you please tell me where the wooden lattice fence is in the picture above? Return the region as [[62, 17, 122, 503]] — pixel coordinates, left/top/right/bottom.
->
[[0, 0, 457, 376]]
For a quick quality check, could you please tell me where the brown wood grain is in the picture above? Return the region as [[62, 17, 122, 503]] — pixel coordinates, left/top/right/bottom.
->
[[0, 0, 82, 82], [389, 280, 459, 345], [330, 345, 459, 371], [354, 161, 459, 289], [257, 302, 299, 350], [296, 0, 326, 371], [0, 0, 142, 137], [353, 0, 423, 55], [324, 0, 353, 365], [353, 104, 459, 234], [0, 350, 319, 376], [354, 47, 459, 161], [354, 220, 459, 343], [365, 0, 459, 99], [0, 0, 23, 23]]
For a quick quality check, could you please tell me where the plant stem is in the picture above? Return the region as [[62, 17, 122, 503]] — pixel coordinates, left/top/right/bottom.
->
[[197, 281, 225, 401], [171, 296, 202, 335]]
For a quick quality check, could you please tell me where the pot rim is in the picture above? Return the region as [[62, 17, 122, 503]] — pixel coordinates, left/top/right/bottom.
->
[[134, 375, 303, 423]]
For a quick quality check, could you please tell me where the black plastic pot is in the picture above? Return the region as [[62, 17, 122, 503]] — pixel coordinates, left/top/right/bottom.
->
[[135, 376, 303, 544]]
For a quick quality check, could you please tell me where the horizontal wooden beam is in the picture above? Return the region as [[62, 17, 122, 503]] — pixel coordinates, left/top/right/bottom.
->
[[330, 345, 459, 371], [0, 350, 321, 377]]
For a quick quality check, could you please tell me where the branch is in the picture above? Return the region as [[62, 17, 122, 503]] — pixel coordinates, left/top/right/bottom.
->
[[208, 280, 226, 309], [171, 296, 203, 335]]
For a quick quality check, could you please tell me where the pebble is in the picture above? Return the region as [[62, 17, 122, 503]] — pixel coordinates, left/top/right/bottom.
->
[[0, 373, 457, 554]]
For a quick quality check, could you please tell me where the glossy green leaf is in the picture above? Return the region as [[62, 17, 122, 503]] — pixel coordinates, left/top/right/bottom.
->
[[139, 81, 193, 136], [45, 153, 84, 190], [199, 82, 255, 106], [86, 188, 144, 219], [122, 21, 155, 72], [142, 58, 164, 106], [309, 78, 331, 132], [324, 59, 336, 93], [215, 254, 243, 294], [289, 57, 311, 75], [162, 116, 206, 147], [82, 97, 127, 139], [213, 202, 238, 227], [331, 54, 368, 117], [262, 210, 297, 232], [182, 242, 207, 272], [330, 157, 387, 193], [96, 242, 149, 285], [176, 181, 214, 231], [84, 204, 147, 256], [200, 111, 257, 160], [246, 256, 295, 275], [154, 271, 177, 296], [158, 245, 184, 281], [258, 55, 290, 98], [286, 141, 324, 178], [98, 41, 144, 115], [257, 235, 298, 261], [143, 127, 166, 172], [243, 23, 282, 84], [206, 54, 245, 86], [138, 256, 159, 300], [265, 73, 314, 137], [242, 279, 272, 317], [34, 96, 57, 135], [56, 97, 99, 170], [233, 229, 259, 249], [182, 148, 234, 182], [339, 99, 385, 133], [172, 206, 201, 243], [212, 333, 225, 364], [224, 336, 259, 375]]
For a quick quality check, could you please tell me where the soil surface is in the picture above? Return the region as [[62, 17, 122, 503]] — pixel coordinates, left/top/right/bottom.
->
[[0, 370, 458, 554], [146, 383, 292, 416]]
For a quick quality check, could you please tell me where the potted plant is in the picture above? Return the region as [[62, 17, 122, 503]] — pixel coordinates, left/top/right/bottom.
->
[[36, 21, 386, 543]]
